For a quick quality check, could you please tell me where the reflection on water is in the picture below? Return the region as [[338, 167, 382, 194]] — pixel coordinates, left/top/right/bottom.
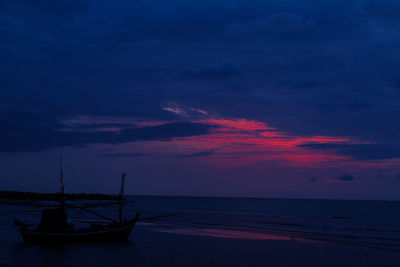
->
[[157, 227, 307, 242], [139, 221, 310, 241]]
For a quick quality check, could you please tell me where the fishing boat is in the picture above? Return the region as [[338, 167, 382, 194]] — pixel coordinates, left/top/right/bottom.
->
[[14, 151, 140, 243]]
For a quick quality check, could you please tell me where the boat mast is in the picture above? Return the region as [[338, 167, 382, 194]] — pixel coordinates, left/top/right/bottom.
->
[[119, 173, 126, 223], [59, 148, 65, 202]]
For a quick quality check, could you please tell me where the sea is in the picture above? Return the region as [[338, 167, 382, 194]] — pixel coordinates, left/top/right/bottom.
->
[[1, 196, 400, 266]]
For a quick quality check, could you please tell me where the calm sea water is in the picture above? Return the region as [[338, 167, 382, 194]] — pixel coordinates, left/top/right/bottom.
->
[[1, 196, 400, 266]]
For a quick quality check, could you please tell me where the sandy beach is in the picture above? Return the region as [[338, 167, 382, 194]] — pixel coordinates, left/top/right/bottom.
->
[[1, 223, 399, 267]]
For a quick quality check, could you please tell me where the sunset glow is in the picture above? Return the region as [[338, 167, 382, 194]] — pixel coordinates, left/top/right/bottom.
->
[[3, 0, 400, 201], [90, 114, 383, 168]]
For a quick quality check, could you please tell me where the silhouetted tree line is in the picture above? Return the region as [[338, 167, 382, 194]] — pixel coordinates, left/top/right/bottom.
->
[[0, 191, 119, 200]]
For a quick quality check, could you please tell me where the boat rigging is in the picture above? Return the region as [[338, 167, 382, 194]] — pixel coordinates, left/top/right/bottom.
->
[[13, 151, 140, 243]]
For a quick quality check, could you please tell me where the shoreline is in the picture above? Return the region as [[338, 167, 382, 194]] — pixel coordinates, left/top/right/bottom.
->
[[0, 191, 119, 201], [2, 190, 400, 202]]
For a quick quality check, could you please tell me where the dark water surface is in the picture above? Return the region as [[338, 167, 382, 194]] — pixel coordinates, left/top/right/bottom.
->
[[1, 196, 400, 266]]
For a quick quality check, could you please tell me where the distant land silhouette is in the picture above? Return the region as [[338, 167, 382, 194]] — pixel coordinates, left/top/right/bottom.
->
[[0, 191, 119, 201]]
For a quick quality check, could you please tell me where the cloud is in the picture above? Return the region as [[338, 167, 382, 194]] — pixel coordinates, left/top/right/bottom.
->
[[100, 152, 148, 158], [172, 151, 215, 158], [179, 61, 244, 79], [2, 0, 400, 157], [64, 122, 136, 131], [310, 176, 322, 182], [317, 101, 374, 112], [119, 122, 215, 141], [276, 77, 324, 90], [0, 111, 215, 153], [163, 106, 188, 116], [224, 12, 317, 42], [335, 174, 355, 182], [2, 0, 90, 18], [299, 142, 400, 160], [394, 79, 400, 90], [309, 174, 355, 183], [20, 0, 91, 17], [362, 0, 400, 18]]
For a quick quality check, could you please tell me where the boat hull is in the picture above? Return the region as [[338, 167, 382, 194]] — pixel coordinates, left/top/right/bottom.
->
[[20, 214, 139, 243]]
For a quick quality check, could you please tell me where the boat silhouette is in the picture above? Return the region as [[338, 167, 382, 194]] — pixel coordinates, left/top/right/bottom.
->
[[14, 150, 140, 243]]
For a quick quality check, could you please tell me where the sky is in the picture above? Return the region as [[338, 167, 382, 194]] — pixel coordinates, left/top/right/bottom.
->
[[1, 0, 400, 200]]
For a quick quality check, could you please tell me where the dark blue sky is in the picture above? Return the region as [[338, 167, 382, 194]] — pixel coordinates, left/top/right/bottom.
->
[[1, 0, 400, 200]]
